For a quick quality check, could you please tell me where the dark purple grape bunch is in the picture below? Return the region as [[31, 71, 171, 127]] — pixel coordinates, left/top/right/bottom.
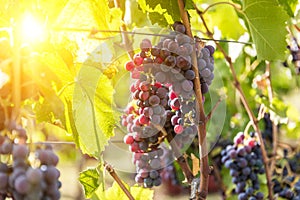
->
[[272, 176, 300, 199], [221, 132, 265, 200], [196, 42, 215, 94], [0, 121, 61, 199], [271, 149, 300, 199]]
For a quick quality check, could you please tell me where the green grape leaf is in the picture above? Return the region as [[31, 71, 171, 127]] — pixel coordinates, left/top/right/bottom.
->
[[137, 0, 180, 26], [184, 0, 195, 10], [205, 0, 246, 40], [55, 0, 122, 37], [242, 0, 289, 60], [278, 0, 298, 17], [64, 98, 80, 146], [73, 64, 115, 158], [92, 181, 154, 200], [79, 168, 102, 198], [94, 74, 119, 141], [130, 185, 154, 200]]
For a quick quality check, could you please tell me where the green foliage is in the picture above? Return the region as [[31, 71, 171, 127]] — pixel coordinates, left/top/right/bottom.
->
[[137, 0, 181, 26], [278, 0, 298, 17], [204, 0, 246, 40], [242, 0, 289, 60], [184, 0, 195, 10], [55, 0, 122, 36], [73, 65, 116, 158], [92, 181, 154, 200], [255, 96, 288, 119], [79, 167, 103, 198]]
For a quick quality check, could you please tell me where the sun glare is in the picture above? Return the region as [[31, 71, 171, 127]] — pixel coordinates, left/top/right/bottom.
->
[[21, 13, 45, 43]]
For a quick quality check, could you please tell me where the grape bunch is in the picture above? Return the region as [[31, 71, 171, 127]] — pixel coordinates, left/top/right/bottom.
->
[[271, 148, 300, 199], [132, 149, 164, 188], [221, 132, 265, 200], [287, 37, 300, 74], [0, 122, 61, 199], [287, 152, 300, 174], [121, 22, 215, 187], [272, 177, 300, 199]]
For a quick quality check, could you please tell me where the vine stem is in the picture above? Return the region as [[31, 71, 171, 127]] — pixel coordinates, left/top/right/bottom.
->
[[206, 97, 223, 122], [193, 4, 274, 199], [177, 0, 210, 199], [114, 0, 134, 60], [104, 161, 135, 200], [201, 1, 242, 15]]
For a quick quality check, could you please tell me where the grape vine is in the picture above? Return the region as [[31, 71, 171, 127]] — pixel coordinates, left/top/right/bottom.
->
[[0, 0, 299, 200], [121, 21, 215, 189]]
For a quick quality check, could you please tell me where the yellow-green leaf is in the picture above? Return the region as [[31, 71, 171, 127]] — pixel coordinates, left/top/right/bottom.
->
[[73, 64, 116, 158], [206, 0, 246, 40], [79, 168, 101, 198], [92, 181, 154, 200]]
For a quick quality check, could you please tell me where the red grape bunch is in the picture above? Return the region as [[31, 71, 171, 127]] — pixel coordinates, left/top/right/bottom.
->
[[121, 21, 215, 188]]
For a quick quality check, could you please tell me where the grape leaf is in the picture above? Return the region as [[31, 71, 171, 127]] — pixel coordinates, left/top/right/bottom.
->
[[205, 0, 246, 40], [130, 185, 154, 200], [79, 167, 102, 198], [55, 0, 122, 37], [278, 0, 298, 17], [137, 0, 180, 26], [242, 0, 289, 60], [73, 64, 116, 158], [92, 181, 154, 200], [94, 75, 119, 141], [184, 0, 195, 10], [41, 53, 74, 86]]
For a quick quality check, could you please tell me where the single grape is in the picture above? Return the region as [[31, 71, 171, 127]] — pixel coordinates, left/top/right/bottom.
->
[[151, 46, 160, 56], [149, 95, 160, 106], [14, 175, 30, 194], [140, 38, 152, 51], [174, 23, 186, 34], [150, 158, 161, 169], [152, 177, 162, 186], [174, 125, 184, 134], [184, 70, 195, 80], [134, 54, 144, 66], [155, 72, 167, 83], [26, 168, 43, 184], [44, 166, 60, 183], [124, 134, 134, 144], [125, 61, 135, 71], [205, 45, 215, 56], [164, 55, 176, 67], [200, 68, 212, 78], [181, 80, 193, 92]]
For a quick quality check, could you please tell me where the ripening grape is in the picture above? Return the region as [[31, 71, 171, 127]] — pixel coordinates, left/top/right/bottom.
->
[[26, 167, 43, 185], [121, 21, 216, 188], [14, 175, 30, 194]]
